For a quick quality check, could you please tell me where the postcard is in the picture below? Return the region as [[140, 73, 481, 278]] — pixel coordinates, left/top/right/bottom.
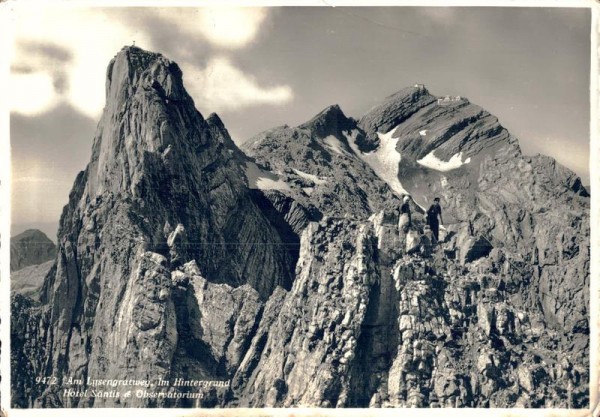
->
[[1, 2, 597, 416]]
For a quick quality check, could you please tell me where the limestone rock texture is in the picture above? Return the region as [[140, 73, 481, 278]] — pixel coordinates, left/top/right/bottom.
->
[[358, 85, 437, 151], [11, 46, 294, 408], [232, 218, 380, 407], [241, 104, 401, 221], [228, 211, 588, 408], [11, 48, 589, 409]]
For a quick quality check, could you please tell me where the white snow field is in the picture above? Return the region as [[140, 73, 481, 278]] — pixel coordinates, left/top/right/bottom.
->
[[417, 150, 471, 172], [346, 126, 408, 197], [323, 135, 352, 157], [243, 162, 291, 191], [292, 168, 328, 185]]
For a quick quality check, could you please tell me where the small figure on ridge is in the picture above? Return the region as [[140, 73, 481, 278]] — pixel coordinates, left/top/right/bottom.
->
[[399, 195, 412, 232], [427, 197, 444, 243]]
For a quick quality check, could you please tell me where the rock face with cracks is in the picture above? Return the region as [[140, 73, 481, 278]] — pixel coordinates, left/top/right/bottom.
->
[[11, 46, 294, 408], [11, 48, 589, 409]]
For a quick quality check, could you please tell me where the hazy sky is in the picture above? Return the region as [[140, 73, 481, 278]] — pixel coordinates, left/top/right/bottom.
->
[[8, 6, 591, 239]]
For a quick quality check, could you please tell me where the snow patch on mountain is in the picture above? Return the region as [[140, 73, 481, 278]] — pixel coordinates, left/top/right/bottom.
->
[[346, 127, 407, 197], [323, 135, 351, 157], [417, 151, 471, 172], [293, 168, 327, 185], [243, 162, 291, 191]]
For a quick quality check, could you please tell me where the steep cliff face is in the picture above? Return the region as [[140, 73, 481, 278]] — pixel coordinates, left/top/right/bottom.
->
[[232, 218, 380, 407], [11, 49, 589, 409], [12, 46, 295, 408]]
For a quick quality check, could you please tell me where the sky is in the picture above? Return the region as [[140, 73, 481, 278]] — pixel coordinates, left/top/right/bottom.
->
[[6, 5, 591, 240]]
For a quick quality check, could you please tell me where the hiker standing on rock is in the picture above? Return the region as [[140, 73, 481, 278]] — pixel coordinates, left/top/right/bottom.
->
[[399, 195, 412, 232], [427, 197, 444, 243]]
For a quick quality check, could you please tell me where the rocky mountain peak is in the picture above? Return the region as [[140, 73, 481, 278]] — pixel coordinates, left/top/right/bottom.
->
[[10, 229, 56, 272], [88, 46, 214, 198], [11, 228, 52, 243], [206, 112, 225, 130], [12, 46, 300, 407], [206, 112, 247, 162], [105, 46, 189, 107], [357, 85, 437, 150], [298, 104, 355, 138], [240, 102, 402, 221], [337, 84, 523, 209]]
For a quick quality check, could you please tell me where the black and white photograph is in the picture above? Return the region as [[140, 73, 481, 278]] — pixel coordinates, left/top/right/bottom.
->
[[1, 2, 597, 414]]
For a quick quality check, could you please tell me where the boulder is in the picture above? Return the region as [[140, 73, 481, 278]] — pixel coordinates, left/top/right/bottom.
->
[[406, 230, 422, 254], [459, 235, 493, 265]]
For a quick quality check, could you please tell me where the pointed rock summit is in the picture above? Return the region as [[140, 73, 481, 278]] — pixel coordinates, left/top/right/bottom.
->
[[242, 103, 400, 221], [13, 46, 296, 407], [298, 104, 356, 138], [65, 45, 294, 297], [90, 46, 202, 197], [358, 84, 516, 163], [10, 229, 56, 272], [358, 84, 436, 151]]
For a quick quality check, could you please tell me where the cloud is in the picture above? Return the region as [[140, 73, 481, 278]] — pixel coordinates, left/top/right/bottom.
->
[[197, 8, 269, 48], [10, 72, 59, 116], [152, 8, 269, 49], [10, 7, 278, 118], [141, 8, 289, 111], [182, 57, 293, 112], [10, 41, 73, 114], [11, 7, 153, 118], [20, 41, 73, 63]]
